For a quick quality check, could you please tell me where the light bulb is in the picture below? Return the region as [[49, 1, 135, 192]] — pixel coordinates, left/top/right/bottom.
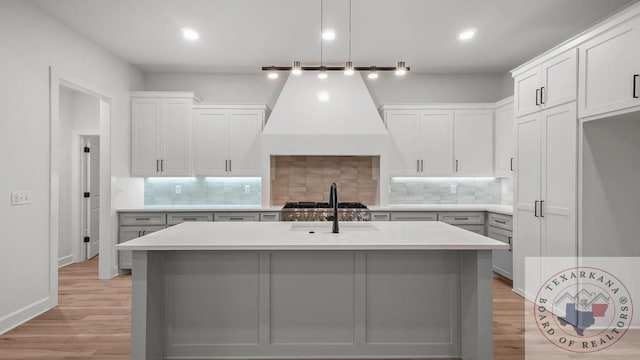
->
[[318, 67, 328, 79], [459, 28, 477, 41], [367, 70, 378, 79], [268, 71, 278, 79], [344, 61, 355, 76], [322, 29, 336, 40], [395, 61, 407, 76], [292, 61, 302, 75], [318, 91, 330, 102], [181, 27, 199, 41]]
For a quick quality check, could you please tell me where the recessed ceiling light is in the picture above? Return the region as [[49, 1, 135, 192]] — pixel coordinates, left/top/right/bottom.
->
[[181, 27, 199, 41], [458, 28, 477, 41], [318, 91, 330, 102], [367, 70, 378, 79], [318, 66, 328, 79], [322, 29, 336, 40]]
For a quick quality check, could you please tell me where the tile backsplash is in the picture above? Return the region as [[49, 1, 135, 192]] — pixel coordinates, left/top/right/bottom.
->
[[389, 177, 511, 205], [271, 156, 379, 206], [144, 177, 261, 206]]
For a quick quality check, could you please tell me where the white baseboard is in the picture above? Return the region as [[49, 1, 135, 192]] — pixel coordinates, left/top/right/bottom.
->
[[0, 296, 54, 336], [58, 255, 74, 268]]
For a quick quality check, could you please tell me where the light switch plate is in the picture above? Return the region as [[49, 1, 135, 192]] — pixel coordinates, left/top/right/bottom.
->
[[11, 191, 31, 205], [450, 185, 457, 194], [175, 185, 181, 194], [244, 185, 251, 194]]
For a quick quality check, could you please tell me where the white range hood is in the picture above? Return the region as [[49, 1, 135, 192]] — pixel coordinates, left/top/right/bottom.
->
[[262, 72, 389, 156]]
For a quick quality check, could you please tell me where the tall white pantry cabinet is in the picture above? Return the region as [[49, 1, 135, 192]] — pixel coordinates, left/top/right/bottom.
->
[[512, 53, 579, 299]]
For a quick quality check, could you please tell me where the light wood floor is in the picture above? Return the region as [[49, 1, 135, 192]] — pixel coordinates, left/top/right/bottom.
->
[[0, 257, 526, 360]]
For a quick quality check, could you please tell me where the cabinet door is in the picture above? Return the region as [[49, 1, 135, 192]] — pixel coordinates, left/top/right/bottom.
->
[[514, 113, 542, 298], [193, 110, 229, 176], [514, 67, 542, 117], [118, 226, 143, 270], [386, 111, 420, 175], [419, 110, 454, 175], [454, 110, 494, 176], [488, 227, 513, 280], [540, 49, 577, 109], [579, 17, 640, 118], [494, 102, 514, 177], [214, 212, 260, 222], [228, 110, 263, 175], [160, 99, 191, 176], [389, 212, 437, 221], [131, 99, 160, 176], [540, 104, 577, 281]]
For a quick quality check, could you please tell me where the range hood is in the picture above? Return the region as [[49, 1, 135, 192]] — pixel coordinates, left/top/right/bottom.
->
[[262, 72, 389, 156]]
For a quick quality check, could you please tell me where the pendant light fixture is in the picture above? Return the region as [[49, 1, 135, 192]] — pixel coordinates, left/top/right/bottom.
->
[[263, 0, 409, 78]]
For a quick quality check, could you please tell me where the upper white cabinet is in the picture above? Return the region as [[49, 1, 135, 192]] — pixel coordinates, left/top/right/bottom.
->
[[131, 92, 198, 177], [453, 110, 494, 177], [494, 98, 514, 177], [514, 49, 577, 118], [384, 106, 493, 177], [193, 106, 266, 176], [579, 15, 640, 119]]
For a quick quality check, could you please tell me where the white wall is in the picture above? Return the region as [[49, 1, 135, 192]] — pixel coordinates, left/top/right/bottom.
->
[[58, 87, 100, 267], [144, 72, 513, 108], [0, 0, 144, 335], [581, 113, 640, 257]]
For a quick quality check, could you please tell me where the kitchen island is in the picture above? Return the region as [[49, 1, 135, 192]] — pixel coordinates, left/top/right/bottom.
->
[[117, 221, 508, 360]]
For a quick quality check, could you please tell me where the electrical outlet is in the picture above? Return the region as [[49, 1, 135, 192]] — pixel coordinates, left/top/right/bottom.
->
[[175, 185, 181, 194], [450, 185, 457, 194], [244, 185, 251, 194], [11, 191, 31, 205]]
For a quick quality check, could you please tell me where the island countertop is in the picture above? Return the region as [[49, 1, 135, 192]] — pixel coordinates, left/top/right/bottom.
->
[[116, 221, 508, 251]]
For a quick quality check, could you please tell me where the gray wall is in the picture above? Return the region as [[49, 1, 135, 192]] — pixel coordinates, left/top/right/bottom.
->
[[143, 72, 513, 108]]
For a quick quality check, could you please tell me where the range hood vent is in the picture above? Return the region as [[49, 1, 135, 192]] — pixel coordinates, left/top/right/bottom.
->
[[262, 72, 388, 156]]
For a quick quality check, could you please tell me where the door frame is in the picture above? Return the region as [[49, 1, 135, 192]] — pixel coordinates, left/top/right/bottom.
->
[[49, 66, 115, 296]]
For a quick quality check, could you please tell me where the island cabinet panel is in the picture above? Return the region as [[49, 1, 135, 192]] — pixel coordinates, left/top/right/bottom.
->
[[132, 250, 491, 359]]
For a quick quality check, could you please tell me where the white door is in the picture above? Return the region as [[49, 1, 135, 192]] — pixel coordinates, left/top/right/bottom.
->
[[193, 110, 229, 176], [540, 104, 578, 281], [131, 99, 160, 176], [454, 110, 494, 176], [514, 67, 542, 117], [419, 110, 454, 176], [160, 99, 191, 176], [540, 49, 577, 109], [494, 102, 514, 177], [228, 110, 263, 175], [514, 113, 542, 299], [579, 16, 640, 118], [83, 138, 100, 260], [386, 111, 420, 175]]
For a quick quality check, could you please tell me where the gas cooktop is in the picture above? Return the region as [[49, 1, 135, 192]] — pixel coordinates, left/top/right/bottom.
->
[[282, 202, 368, 209]]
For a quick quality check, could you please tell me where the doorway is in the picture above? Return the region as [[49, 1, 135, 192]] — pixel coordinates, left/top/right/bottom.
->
[[81, 136, 100, 260]]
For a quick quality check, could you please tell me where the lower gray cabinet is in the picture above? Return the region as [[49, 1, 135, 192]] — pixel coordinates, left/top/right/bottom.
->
[[370, 212, 391, 221], [167, 212, 213, 225], [438, 212, 486, 235], [260, 212, 281, 222], [215, 212, 260, 222], [488, 223, 513, 280], [118, 225, 165, 270], [389, 212, 437, 221]]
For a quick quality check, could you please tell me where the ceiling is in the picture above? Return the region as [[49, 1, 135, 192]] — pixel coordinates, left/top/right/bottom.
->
[[33, 0, 638, 74]]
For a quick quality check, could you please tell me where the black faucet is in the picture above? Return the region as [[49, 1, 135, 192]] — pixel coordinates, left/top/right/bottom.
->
[[328, 182, 339, 233]]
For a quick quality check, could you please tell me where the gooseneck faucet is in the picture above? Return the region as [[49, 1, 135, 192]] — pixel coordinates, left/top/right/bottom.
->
[[328, 182, 339, 233]]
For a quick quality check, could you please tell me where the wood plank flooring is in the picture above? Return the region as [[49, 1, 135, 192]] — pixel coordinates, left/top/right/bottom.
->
[[0, 257, 527, 359]]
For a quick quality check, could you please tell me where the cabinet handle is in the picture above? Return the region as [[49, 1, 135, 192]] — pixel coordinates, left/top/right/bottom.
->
[[182, 217, 197, 221], [634, 75, 639, 99], [540, 87, 545, 104], [510, 158, 514, 171], [135, 217, 150, 221], [160, 159, 164, 172], [455, 160, 459, 172], [494, 219, 507, 224], [420, 160, 424, 172], [508, 237, 512, 252], [138, 231, 142, 237], [225, 160, 228, 172], [156, 159, 160, 172], [229, 160, 232, 172], [534, 201, 539, 217], [454, 217, 469, 220], [142, 230, 146, 235], [417, 160, 420, 172], [229, 217, 244, 221], [536, 88, 540, 106], [540, 200, 545, 218]]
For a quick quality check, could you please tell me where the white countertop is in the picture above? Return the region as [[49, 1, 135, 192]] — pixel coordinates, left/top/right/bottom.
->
[[117, 204, 513, 215], [369, 204, 513, 215], [116, 221, 509, 251]]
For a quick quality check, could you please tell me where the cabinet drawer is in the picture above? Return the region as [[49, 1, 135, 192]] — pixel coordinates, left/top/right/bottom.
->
[[119, 212, 166, 226], [215, 212, 260, 222], [488, 212, 513, 231], [438, 212, 485, 225], [390, 212, 437, 221], [260, 212, 281, 222], [455, 224, 486, 235], [167, 212, 213, 225], [371, 212, 391, 221]]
